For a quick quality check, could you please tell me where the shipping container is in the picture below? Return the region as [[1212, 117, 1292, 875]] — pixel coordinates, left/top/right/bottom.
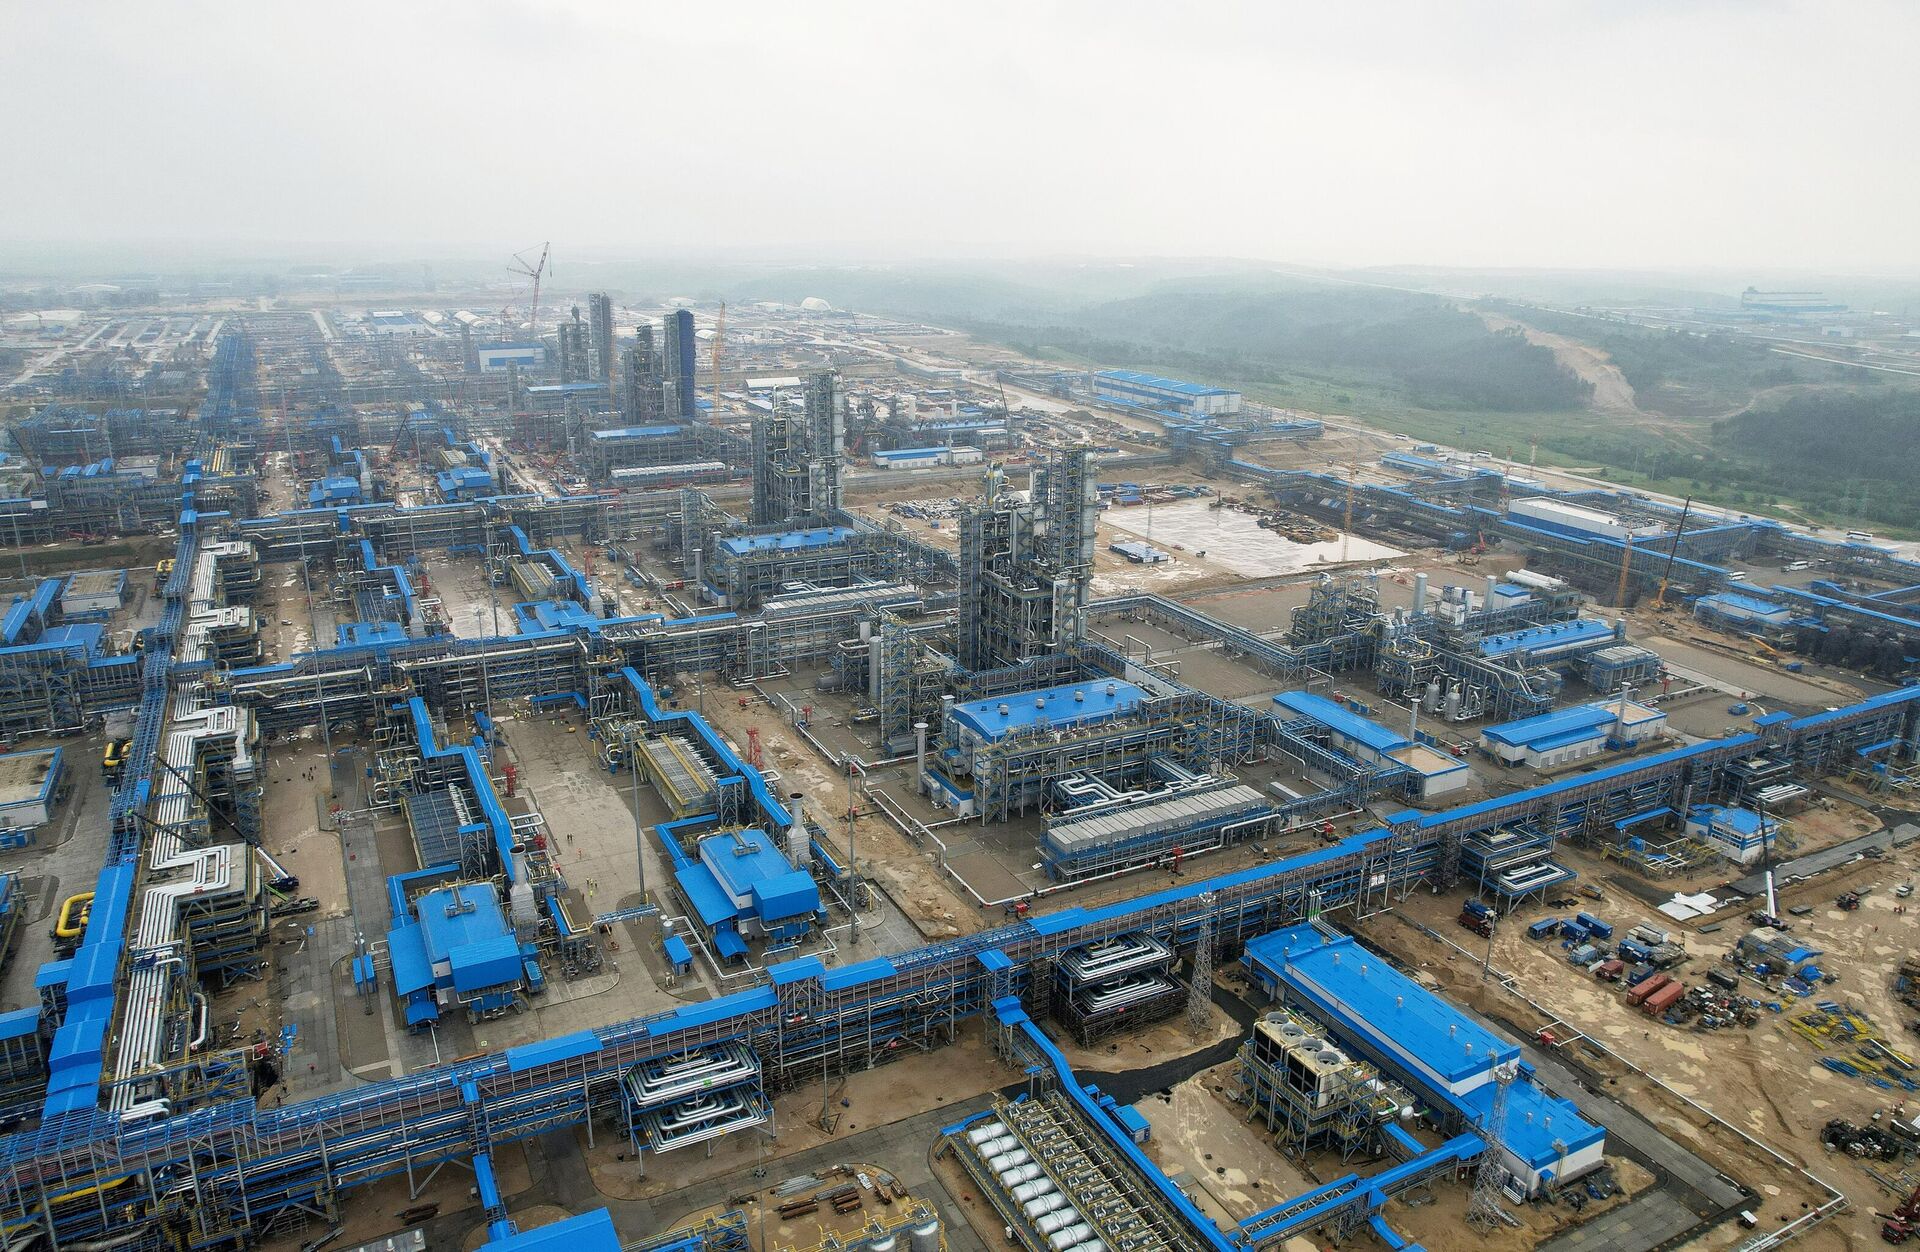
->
[[1527, 917, 1561, 940], [1575, 912, 1614, 940], [1625, 964, 1659, 987], [1626, 972, 1672, 1005], [1616, 939, 1652, 965], [1560, 919, 1590, 943], [1707, 969, 1740, 992], [1641, 980, 1686, 1016], [1595, 959, 1625, 981]]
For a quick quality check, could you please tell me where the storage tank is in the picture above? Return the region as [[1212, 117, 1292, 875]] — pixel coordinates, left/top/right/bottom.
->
[[1023, 1193, 1068, 1219], [1036, 1210, 1080, 1235], [909, 1220, 941, 1252]]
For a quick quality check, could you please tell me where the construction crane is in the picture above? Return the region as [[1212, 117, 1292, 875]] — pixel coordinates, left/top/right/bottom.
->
[[508, 242, 550, 335], [1653, 495, 1693, 611], [709, 301, 725, 416], [1882, 1178, 1920, 1241]]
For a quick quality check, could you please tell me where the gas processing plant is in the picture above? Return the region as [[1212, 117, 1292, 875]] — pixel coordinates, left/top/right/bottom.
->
[[0, 293, 1911, 1252]]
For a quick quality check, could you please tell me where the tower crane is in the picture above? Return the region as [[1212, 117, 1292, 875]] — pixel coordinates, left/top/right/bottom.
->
[[508, 242, 550, 335]]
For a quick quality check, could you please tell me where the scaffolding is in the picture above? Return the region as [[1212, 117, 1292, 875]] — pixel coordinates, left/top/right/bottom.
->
[[956, 450, 1097, 671], [751, 371, 845, 526]]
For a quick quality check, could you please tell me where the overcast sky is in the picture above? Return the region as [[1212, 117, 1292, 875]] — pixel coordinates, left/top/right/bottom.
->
[[2, 1, 1911, 272]]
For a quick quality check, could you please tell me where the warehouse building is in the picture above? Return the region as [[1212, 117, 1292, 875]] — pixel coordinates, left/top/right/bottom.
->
[[1093, 369, 1242, 417], [1479, 700, 1667, 769], [1272, 691, 1471, 800], [1694, 590, 1795, 631], [475, 342, 546, 372], [1243, 923, 1605, 1196], [1508, 497, 1666, 543]]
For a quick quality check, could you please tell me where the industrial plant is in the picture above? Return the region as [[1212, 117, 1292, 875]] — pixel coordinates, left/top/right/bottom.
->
[[0, 283, 1911, 1252]]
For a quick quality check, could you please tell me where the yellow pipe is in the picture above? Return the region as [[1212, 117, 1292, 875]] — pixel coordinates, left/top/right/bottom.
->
[[54, 892, 93, 940]]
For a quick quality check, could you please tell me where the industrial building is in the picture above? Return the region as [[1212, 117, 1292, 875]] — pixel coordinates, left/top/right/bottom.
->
[[0, 300, 1906, 1252], [1093, 369, 1243, 417], [1479, 699, 1666, 769], [1272, 691, 1472, 800], [1243, 924, 1606, 1196]]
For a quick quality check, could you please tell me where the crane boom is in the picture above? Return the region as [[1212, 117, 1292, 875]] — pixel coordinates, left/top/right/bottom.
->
[[508, 242, 551, 335]]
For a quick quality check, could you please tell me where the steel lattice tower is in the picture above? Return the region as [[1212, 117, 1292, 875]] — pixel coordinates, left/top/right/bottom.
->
[[1466, 1059, 1520, 1230], [1187, 891, 1216, 1035]]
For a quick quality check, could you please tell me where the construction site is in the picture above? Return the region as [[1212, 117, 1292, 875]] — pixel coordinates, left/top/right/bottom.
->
[[0, 286, 1915, 1252]]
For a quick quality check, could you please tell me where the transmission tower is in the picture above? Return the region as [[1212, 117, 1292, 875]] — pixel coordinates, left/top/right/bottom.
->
[[1466, 1059, 1520, 1230], [1186, 892, 1216, 1036]]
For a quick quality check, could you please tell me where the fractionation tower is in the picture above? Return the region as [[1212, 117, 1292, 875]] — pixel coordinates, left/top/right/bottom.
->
[[751, 370, 846, 526], [623, 322, 664, 424], [662, 306, 697, 421], [555, 307, 590, 384], [587, 292, 615, 383], [956, 447, 1097, 670]]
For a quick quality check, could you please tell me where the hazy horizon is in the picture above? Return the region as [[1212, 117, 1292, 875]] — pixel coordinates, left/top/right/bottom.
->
[[4, 1, 1914, 274]]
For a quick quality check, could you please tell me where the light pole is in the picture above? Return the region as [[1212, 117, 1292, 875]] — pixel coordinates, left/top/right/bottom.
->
[[626, 725, 647, 902], [473, 604, 492, 717]]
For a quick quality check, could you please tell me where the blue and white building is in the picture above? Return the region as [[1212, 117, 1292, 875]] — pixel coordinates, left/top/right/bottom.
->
[[1244, 923, 1605, 1196], [1272, 691, 1471, 800], [1480, 700, 1666, 769], [1094, 370, 1242, 418], [1685, 804, 1777, 864]]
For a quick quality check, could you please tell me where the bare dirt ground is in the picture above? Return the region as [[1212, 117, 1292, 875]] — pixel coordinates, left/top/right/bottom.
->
[[259, 1142, 531, 1251], [1365, 834, 1920, 1250], [667, 1161, 941, 1252], [581, 1033, 1006, 1202]]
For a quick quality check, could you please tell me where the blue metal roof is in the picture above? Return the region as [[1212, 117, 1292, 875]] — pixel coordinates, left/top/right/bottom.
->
[[1463, 1073, 1605, 1167], [714, 526, 855, 556], [1699, 591, 1788, 617], [949, 679, 1146, 743], [1480, 704, 1619, 750], [1245, 923, 1519, 1085], [874, 446, 948, 458], [450, 935, 525, 992], [673, 864, 738, 928], [417, 884, 509, 966], [385, 925, 435, 996], [1689, 804, 1769, 836], [1273, 691, 1409, 755], [701, 829, 792, 898], [0, 1007, 38, 1041], [1096, 369, 1233, 398], [1476, 619, 1614, 658], [485, 1208, 621, 1251]]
